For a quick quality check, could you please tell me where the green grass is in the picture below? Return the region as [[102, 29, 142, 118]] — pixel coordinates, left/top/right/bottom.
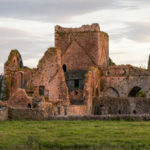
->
[[0, 120, 150, 149]]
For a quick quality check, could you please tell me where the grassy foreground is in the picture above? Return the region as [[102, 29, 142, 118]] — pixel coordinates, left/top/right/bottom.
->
[[0, 120, 150, 150]]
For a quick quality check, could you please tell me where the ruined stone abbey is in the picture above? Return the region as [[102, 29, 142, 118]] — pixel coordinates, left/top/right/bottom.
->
[[0, 23, 150, 120]]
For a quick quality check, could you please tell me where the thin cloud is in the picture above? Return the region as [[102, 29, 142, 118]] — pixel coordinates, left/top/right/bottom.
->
[[0, 27, 32, 38], [109, 22, 150, 43], [110, 51, 128, 55], [125, 22, 150, 43], [0, 0, 150, 73], [0, 0, 134, 22], [0, 27, 51, 71]]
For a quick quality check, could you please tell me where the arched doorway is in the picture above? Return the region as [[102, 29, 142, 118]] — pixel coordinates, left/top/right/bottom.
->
[[62, 64, 67, 72], [103, 87, 120, 98], [128, 86, 146, 97], [128, 86, 141, 97]]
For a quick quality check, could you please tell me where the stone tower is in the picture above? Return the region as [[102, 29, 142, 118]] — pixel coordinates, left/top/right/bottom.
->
[[55, 23, 109, 71], [55, 23, 109, 104]]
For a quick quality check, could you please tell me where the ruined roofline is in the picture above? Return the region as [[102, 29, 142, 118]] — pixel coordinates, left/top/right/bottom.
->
[[55, 23, 100, 33], [101, 65, 150, 73], [37, 47, 60, 68], [5, 49, 22, 64], [102, 64, 145, 69]]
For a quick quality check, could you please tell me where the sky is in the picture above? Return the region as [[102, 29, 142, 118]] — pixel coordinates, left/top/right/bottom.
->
[[0, 0, 150, 73]]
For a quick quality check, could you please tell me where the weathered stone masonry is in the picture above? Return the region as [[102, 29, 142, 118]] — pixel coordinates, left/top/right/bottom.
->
[[101, 65, 150, 98], [0, 75, 9, 100], [55, 24, 109, 104], [0, 23, 150, 120]]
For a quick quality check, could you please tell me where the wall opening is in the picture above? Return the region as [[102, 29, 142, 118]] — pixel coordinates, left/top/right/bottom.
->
[[39, 86, 45, 96], [13, 59, 16, 64], [64, 106, 67, 115], [96, 88, 99, 96], [107, 71, 110, 75], [108, 107, 111, 113], [94, 104, 104, 115], [74, 79, 79, 88], [20, 72, 24, 88], [57, 106, 60, 115], [63, 64, 67, 72], [18, 58, 23, 68], [28, 104, 31, 108], [128, 86, 141, 97], [75, 91, 78, 95], [133, 110, 136, 114]]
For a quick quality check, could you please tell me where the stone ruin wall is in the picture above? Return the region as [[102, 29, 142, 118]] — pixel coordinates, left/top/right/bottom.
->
[[55, 23, 109, 71], [101, 65, 150, 98], [8, 88, 32, 108], [98, 31, 109, 66], [3, 48, 70, 108], [25, 48, 70, 105], [8, 105, 88, 120], [55, 23, 109, 106], [0, 75, 9, 100], [93, 97, 150, 115], [82, 66, 150, 115], [9, 70, 33, 96], [0, 107, 8, 121], [0, 23, 150, 119], [4, 50, 34, 98], [83, 67, 101, 114]]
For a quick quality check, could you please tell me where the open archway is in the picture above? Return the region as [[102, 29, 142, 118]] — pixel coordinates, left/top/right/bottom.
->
[[128, 86, 141, 97], [128, 86, 146, 97], [103, 87, 120, 98]]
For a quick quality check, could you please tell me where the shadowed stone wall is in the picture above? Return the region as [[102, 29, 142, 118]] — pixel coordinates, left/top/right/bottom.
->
[[0, 75, 9, 100], [4, 50, 34, 97], [1, 23, 150, 118], [101, 65, 150, 98], [8, 105, 88, 120], [0, 107, 8, 121], [93, 97, 150, 115], [26, 48, 70, 105], [83, 67, 101, 114], [55, 24, 108, 104]]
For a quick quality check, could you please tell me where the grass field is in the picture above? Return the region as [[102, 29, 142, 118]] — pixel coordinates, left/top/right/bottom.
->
[[0, 120, 150, 150]]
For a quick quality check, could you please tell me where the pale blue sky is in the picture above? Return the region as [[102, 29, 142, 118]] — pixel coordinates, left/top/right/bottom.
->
[[0, 0, 150, 73]]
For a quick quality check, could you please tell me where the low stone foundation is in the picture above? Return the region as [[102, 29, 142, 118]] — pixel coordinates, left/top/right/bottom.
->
[[8, 107, 56, 120], [1, 97, 150, 120], [66, 105, 87, 116], [8, 105, 88, 120], [0, 107, 8, 120], [8, 108, 45, 120], [93, 97, 150, 115], [46, 114, 150, 121]]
